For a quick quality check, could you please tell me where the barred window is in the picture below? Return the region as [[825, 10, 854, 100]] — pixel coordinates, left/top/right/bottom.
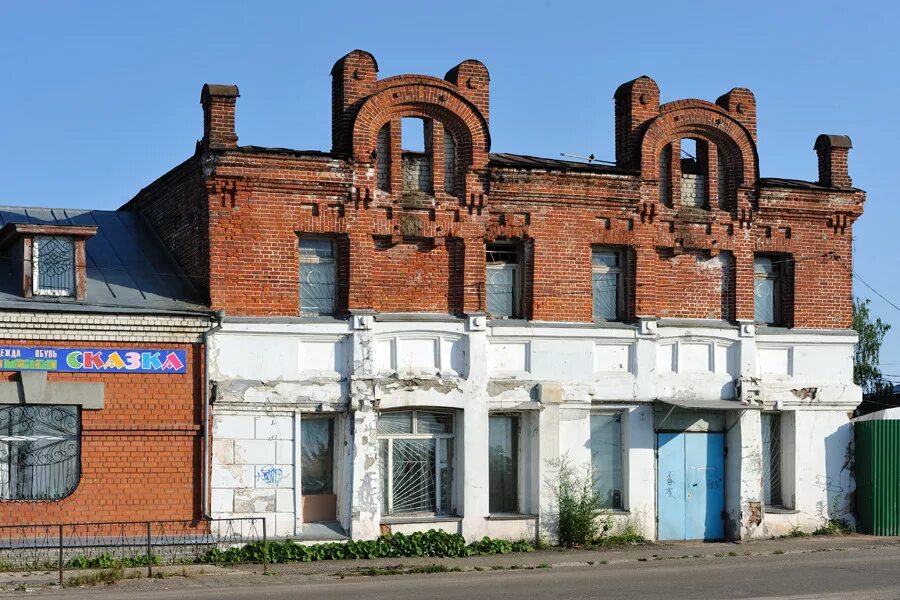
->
[[33, 236, 75, 297], [0, 405, 80, 501], [761, 413, 783, 507], [378, 410, 454, 516], [299, 238, 337, 315]]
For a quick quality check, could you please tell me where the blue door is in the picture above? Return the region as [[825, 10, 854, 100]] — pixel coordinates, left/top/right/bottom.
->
[[657, 432, 725, 540]]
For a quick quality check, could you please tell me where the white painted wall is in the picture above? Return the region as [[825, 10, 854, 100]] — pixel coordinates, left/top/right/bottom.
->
[[208, 317, 860, 542]]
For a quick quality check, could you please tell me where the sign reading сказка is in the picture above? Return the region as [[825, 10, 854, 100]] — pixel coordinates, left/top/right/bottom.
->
[[0, 347, 187, 374]]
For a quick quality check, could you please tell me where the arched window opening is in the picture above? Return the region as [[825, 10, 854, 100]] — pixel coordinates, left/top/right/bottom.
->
[[401, 117, 432, 196], [680, 138, 709, 209], [659, 144, 672, 207], [717, 149, 731, 211], [376, 124, 390, 192], [444, 131, 457, 195]]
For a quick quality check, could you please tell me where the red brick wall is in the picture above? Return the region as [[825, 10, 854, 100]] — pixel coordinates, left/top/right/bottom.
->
[[0, 341, 203, 526], [127, 57, 863, 329], [122, 156, 209, 302]]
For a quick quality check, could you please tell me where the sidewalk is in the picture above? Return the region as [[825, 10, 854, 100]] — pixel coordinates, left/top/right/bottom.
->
[[2, 534, 898, 592]]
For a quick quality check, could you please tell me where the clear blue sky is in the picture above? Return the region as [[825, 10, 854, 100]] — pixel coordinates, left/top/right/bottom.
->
[[1, 1, 898, 371]]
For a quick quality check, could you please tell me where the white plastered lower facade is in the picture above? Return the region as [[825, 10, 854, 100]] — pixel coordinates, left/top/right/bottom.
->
[[207, 314, 859, 542]]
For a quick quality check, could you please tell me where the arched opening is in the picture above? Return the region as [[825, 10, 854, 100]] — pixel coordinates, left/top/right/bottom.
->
[[401, 117, 432, 196], [679, 138, 709, 209]]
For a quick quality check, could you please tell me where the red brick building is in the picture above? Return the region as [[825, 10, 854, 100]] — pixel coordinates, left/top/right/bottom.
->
[[125, 51, 864, 541], [0, 210, 209, 526]]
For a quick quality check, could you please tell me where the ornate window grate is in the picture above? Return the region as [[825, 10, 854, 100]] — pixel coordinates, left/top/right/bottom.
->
[[33, 236, 76, 297], [378, 410, 453, 516], [0, 405, 81, 501]]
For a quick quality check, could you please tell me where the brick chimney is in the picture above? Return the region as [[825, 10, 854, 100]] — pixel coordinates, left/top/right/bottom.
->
[[201, 84, 240, 149], [614, 76, 660, 169], [814, 134, 853, 188]]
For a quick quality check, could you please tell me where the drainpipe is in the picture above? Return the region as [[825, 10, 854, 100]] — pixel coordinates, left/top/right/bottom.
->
[[202, 309, 225, 518]]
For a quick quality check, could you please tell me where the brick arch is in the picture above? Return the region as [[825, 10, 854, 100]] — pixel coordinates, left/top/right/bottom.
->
[[351, 79, 491, 170], [639, 104, 758, 187]]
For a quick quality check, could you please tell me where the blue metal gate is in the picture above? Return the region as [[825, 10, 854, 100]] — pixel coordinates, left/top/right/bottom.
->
[[657, 432, 725, 540]]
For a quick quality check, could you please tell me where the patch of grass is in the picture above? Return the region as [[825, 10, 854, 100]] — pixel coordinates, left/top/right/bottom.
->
[[773, 549, 785, 555], [812, 519, 853, 536], [594, 522, 645, 548], [727, 551, 738, 557], [783, 524, 810, 538], [64, 566, 129, 588], [536, 563, 550, 569]]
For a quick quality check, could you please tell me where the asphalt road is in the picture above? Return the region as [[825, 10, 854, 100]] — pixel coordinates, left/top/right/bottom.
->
[[19, 546, 900, 600]]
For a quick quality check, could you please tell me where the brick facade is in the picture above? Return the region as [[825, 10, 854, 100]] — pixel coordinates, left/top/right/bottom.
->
[[126, 51, 864, 328], [0, 328, 206, 526]]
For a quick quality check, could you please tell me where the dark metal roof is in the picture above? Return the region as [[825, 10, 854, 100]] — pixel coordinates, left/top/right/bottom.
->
[[488, 153, 634, 175], [0, 207, 205, 313], [758, 177, 860, 192]]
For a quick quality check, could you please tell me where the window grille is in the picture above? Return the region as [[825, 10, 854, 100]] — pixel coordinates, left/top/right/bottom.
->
[[299, 238, 336, 315], [488, 415, 519, 513], [378, 411, 453, 516], [761, 413, 783, 506], [590, 413, 623, 510], [592, 248, 623, 321], [0, 405, 80, 500], [486, 244, 520, 318], [754, 256, 782, 325], [33, 236, 75, 297]]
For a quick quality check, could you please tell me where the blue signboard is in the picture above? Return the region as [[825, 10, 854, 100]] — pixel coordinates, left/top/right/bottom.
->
[[0, 347, 187, 374]]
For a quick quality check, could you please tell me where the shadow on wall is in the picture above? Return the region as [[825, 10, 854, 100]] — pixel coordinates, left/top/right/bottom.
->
[[822, 422, 855, 527]]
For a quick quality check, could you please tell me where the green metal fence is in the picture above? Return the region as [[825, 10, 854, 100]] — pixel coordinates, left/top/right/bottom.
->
[[855, 420, 900, 535]]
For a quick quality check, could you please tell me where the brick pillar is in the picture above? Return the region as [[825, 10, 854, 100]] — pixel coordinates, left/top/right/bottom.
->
[[814, 134, 853, 188]]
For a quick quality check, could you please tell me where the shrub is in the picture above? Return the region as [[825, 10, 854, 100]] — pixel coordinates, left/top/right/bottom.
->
[[556, 458, 602, 547], [197, 530, 533, 565]]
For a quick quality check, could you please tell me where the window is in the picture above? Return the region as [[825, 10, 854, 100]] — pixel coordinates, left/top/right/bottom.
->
[[299, 238, 337, 315], [761, 413, 782, 507], [300, 417, 333, 495], [0, 405, 80, 500], [659, 144, 672, 206], [443, 131, 456, 195], [486, 243, 520, 318], [33, 236, 75, 297], [680, 138, 709, 209], [754, 255, 787, 325], [376, 125, 391, 192], [378, 411, 453, 515], [592, 247, 625, 321], [489, 415, 519, 513], [401, 117, 432, 195], [591, 413, 623, 510]]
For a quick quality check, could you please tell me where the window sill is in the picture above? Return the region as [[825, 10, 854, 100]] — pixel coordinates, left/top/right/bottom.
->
[[381, 515, 462, 524], [764, 506, 799, 514], [598, 508, 630, 515], [485, 513, 539, 521]]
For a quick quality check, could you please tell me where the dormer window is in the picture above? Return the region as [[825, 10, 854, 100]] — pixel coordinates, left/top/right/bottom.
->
[[33, 236, 76, 297], [0, 223, 96, 301]]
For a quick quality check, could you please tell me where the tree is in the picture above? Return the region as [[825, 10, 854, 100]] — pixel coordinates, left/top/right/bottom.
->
[[852, 298, 892, 394]]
